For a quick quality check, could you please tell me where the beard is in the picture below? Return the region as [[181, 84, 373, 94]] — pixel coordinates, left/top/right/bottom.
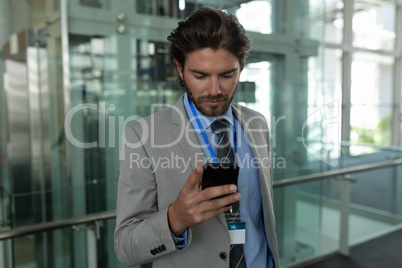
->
[[184, 81, 237, 117]]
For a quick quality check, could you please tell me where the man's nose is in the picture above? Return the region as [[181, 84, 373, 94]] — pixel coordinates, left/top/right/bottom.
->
[[207, 77, 220, 96]]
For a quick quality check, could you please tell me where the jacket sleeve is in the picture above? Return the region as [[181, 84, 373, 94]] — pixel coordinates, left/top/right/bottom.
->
[[114, 124, 192, 266]]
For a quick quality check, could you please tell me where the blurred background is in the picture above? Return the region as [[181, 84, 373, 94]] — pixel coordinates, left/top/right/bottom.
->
[[0, 0, 401, 267]]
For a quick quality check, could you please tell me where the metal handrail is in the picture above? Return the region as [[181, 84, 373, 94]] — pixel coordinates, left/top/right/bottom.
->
[[0, 211, 115, 240], [0, 159, 401, 241], [340, 141, 402, 150], [296, 139, 402, 152], [274, 158, 402, 187]]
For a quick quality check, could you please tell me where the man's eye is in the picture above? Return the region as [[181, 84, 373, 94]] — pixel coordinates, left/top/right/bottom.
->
[[195, 75, 206, 79], [222, 73, 234, 79]]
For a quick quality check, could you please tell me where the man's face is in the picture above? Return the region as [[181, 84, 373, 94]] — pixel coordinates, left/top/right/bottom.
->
[[176, 48, 242, 117]]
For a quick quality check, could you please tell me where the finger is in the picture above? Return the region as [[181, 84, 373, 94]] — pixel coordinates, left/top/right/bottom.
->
[[184, 165, 204, 190], [200, 204, 235, 222], [199, 184, 238, 202], [199, 191, 241, 213]]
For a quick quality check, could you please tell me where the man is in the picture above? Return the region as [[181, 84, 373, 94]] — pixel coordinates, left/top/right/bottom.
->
[[114, 7, 279, 268]]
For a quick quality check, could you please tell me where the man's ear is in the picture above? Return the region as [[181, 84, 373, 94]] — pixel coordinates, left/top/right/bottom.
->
[[175, 59, 184, 79]]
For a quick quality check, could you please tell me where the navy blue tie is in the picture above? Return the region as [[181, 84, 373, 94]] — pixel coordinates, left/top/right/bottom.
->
[[210, 119, 235, 164], [211, 119, 246, 268]]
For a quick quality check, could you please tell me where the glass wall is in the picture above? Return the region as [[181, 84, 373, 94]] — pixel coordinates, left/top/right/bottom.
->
[[324, 0, 344, 44], [351, 52, 393, 147], [0, 0, 401, 268], [323, 0, 401, 149], [0, 0, 66, 266], [353, 2, 395, 51]]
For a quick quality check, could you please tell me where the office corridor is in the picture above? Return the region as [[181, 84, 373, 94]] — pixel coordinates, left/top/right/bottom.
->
[[302, 228, 402, 268]]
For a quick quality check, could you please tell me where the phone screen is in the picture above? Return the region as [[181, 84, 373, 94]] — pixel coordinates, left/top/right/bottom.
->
[[202, 163, 239, 190]]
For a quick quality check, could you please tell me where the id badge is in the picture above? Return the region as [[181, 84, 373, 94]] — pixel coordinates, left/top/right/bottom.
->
[[227, 222, 246, 244]]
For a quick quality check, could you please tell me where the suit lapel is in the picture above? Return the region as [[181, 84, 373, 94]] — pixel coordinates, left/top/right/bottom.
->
[[232, 103, 272, 200], [233, 104, 276, 255], [232, 104, 261, 158], [171, 96, 204, 171], [232, 103, 268, 168]]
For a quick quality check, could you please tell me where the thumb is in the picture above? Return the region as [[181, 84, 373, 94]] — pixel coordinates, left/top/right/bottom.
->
[[186, 164, 204, 189]]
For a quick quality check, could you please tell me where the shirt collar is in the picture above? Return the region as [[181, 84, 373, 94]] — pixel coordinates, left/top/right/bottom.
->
[[183, 92, 234, 134]]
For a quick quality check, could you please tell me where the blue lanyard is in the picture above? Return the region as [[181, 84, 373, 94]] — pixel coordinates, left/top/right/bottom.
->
[[187, 96, 237, 163]]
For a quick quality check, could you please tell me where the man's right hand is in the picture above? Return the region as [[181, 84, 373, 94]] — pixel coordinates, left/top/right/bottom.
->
[[167, 165, 240, 237]]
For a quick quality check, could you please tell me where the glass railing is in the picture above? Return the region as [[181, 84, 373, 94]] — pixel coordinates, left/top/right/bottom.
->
[[1, 216, 126, 268], [0, 185, 11, 231], [276, 141, 402, 266], [0, 158, 401, 268], [279, 138, 402, 178], [1, 61, 402, 267], [276, 158, 402, 267], [0, 182, 130, 268], [6, 180, 120, 229]]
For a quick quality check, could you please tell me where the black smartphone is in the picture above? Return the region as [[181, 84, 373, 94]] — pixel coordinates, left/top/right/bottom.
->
[[201, 163, 239, 190]]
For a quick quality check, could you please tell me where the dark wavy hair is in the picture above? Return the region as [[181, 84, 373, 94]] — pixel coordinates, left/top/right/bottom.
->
[[167, 7, 252, 87]]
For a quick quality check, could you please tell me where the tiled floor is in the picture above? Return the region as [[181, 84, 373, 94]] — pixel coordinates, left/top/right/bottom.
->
[[301, 228, 402, 268], [291, 199, 402, 267]]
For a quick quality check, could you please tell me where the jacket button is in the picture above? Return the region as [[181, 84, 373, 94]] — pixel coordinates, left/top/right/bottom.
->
[[154, 247, 160, 253], [150, 249, 156, 255], [161, 244, 166, 251], [219, 252, 227, 260]]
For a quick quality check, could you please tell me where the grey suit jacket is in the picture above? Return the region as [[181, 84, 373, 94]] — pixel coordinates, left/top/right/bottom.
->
[[114, 96, 280, 268]]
